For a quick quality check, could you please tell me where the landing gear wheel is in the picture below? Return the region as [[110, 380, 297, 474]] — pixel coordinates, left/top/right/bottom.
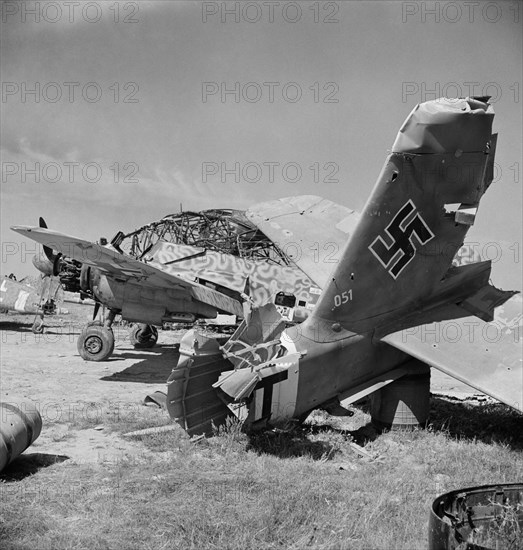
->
[[31, 318, 44, 334], [77, 325, 115, 361], [129, 324, 158, 349]]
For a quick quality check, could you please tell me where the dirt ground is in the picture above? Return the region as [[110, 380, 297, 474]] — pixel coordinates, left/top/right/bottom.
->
[[0, 303, 482, 468], [0, 303, 183, 465]]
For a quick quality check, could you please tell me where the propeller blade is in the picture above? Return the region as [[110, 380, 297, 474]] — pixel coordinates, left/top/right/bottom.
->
[[39, 217, 55, 263], [93, 302, 100, 321]]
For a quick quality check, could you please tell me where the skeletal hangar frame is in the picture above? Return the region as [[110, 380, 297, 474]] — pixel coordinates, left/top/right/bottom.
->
[[111, 209, 291, 266]]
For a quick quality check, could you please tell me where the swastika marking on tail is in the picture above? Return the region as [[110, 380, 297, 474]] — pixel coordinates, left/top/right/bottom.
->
[[369, 200, 434, 279]]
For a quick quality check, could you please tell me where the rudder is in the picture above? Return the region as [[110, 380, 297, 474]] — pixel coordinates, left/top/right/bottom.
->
[[308, 97, 497, 335]]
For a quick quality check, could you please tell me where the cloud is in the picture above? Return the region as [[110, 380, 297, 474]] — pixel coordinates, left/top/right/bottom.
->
[[0, 140, 256, 241]]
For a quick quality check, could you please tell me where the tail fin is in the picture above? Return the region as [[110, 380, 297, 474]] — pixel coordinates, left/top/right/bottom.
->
[[307, 97, 498, 335]]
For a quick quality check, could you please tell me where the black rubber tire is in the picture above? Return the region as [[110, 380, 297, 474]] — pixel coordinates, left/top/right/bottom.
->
[[129, 324, 158, 349], [77, 325, 115, 361]]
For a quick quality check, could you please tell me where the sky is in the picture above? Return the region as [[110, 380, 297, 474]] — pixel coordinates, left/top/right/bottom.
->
[[1, 0, 522, 287]]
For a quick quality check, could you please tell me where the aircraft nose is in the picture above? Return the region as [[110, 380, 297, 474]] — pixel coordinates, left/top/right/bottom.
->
[[32, 253, 54, 276]]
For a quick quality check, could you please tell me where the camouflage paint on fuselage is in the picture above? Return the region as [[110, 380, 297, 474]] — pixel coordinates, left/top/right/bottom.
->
[[146, 241, 322, 311], [0, 277, 41, 314]]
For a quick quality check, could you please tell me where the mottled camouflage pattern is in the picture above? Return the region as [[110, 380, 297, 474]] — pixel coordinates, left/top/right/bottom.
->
[[0, 278, 41, 314], [147, 241, 322, 308]]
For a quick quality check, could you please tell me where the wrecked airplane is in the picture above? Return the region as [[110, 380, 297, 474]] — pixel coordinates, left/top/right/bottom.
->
[[0, 274, 62, 333], [13, 208, 327, 360], [12, 97, 522, 433], [163, 96, 522, 436]]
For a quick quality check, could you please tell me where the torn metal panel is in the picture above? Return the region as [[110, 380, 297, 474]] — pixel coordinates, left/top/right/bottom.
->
[[221, 303, 286, 369], [213, 368, 261, 402], [454, 204, 478, 225], [459, 283, 519, 322], [214, 354, 301, 403], [392, 96, 494, 154], [143, 391, 167, 409]]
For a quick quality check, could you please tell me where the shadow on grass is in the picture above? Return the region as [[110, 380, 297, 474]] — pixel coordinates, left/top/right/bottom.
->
[[0, 453, 70, 482], [0, 321, 38, 333], [428, 396, 523, 451], [246, 425, 340, 461], [0, 320, 84, 336], [103, 346, 172, 362], [100, 346, 180, 383], [346, 397, 523, 449], [113, 344, 177, 360]]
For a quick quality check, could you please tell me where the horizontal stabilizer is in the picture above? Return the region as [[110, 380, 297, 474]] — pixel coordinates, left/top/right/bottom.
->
[[381, 295, 523, 412], [459, 283, 518, 322]]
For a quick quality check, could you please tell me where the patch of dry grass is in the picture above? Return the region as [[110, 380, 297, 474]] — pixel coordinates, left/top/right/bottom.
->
[[1, 399, 522, 550]]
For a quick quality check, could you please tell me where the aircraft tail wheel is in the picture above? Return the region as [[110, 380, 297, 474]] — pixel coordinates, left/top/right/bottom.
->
[[31, 318, 44, 334], [129, 324, 158, 349], [77, 325, 115, 361]]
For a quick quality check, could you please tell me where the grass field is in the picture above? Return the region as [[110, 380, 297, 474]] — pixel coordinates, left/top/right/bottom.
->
[[1, 395, 522, 550]]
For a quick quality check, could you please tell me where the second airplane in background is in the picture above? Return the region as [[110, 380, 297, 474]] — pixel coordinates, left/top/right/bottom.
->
[[12, 207, 335, 360]]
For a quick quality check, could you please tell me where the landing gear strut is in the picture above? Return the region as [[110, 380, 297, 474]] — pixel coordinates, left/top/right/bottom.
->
[[77, 310, 116, 361], [129, 323, 158, 349]]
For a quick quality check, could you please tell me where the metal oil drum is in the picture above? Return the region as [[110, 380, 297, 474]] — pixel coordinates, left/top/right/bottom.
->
[[428, 483, 523, 549], [0, 399, 42, 472]]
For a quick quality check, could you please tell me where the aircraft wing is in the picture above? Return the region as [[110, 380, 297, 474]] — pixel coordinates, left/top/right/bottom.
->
[[246, 195, 358, 287], [10, 226, 243, 316], [380, 295, 523, 412]]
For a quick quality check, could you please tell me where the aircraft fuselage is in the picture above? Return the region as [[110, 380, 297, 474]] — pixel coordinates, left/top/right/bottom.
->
[[82, 243, 322, 326], [0, 277, 41, 314], [243, 326, 409, 426]]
